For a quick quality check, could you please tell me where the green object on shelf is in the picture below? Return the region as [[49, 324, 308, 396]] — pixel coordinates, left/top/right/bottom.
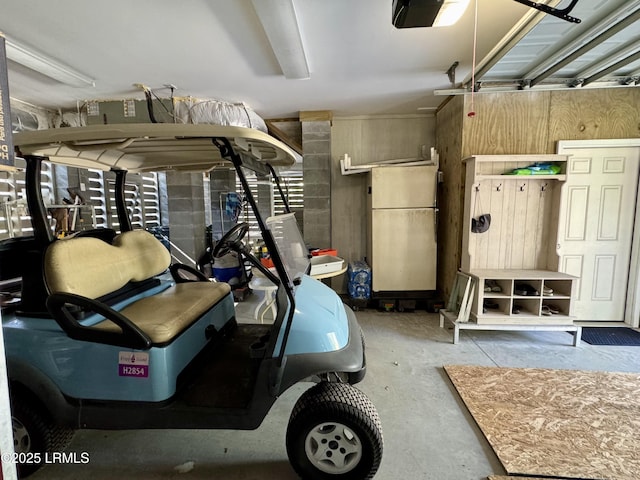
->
[[503, 163, 561, 175]]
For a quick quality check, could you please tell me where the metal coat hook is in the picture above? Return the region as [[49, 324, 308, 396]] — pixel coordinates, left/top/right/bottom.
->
[[541, 183, 548, 192], [496, 183, 502, 192], [519, 183, 526, 192], [475, 184, 480, 192]]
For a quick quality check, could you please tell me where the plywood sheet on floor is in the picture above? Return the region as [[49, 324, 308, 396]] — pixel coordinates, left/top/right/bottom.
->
[[488, 477, 563, 480], [445, 365, 640, 480]]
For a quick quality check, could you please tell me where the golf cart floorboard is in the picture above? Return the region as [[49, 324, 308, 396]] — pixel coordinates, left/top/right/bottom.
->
[[178, 323, 272, 409]]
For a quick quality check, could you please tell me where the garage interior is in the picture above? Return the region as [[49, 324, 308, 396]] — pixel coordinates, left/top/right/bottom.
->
[[1, 0, 640, 479]]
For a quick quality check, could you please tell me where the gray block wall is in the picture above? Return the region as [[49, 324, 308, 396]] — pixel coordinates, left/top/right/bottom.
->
[[53, 165, 98, 232], [166, 171, 206, 265], [209, 168, 237, 240], [302, 121, 331, 249], [256, 175, 273, 221]]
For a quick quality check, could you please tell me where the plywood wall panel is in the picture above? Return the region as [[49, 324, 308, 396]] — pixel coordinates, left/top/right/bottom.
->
[[332, 118, 364, 165], [331, 120, 367, 293], [461, 91, 551, 157], [360, 116, 435, 164], [435, 96, 465, 297], [335, 115, 435, 166], [548, 88, 640, 150]]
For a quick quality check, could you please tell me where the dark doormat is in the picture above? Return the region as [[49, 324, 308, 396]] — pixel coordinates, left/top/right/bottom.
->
[[580, 327, 640, 346]]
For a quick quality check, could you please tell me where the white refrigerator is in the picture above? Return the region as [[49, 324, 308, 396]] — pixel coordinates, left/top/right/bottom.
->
[[367, 164, 438, 292]]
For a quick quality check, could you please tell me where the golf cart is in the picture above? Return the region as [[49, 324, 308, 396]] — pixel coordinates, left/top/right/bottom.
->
[[3, 124, 383, 479]]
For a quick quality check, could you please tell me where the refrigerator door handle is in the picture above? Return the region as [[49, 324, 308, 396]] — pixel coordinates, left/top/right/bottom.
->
[[434, 169, 439, 244]]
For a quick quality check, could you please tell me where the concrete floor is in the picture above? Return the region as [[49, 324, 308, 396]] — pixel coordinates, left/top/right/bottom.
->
[[30, 296, 640, 480]]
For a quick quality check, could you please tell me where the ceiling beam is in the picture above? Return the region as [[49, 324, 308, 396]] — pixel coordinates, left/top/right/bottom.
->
[[3, 33, 95, 87], [250, 0, 309, 80]]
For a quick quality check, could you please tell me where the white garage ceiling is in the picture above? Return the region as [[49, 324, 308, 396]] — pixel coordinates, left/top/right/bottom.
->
[[1, 0, 637, 120]]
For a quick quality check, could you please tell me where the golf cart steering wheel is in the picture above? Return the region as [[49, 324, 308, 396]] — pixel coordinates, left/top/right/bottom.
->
[[212, 222, 250, 258]]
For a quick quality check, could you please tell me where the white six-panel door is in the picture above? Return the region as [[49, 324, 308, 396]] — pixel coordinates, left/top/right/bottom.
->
[[556, 144, 640, 322]]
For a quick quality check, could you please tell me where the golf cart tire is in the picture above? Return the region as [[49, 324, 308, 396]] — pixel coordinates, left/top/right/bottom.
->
[[11, 394, 75, 477], [286, 382, 383, 480]]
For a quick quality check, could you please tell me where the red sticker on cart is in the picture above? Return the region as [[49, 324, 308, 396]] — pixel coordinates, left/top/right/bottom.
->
[[118, 352, 149, 377]]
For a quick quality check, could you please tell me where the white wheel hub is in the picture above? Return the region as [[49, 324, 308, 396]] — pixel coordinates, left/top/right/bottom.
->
[[13, 417, 31, 454], [304, 422, 362, 474]]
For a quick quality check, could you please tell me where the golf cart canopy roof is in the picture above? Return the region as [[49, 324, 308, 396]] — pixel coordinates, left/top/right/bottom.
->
[[13, 123, 296, 173]]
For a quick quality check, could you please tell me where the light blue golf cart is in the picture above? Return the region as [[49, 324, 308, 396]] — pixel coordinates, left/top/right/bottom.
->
[[2, 124, 382, 479]]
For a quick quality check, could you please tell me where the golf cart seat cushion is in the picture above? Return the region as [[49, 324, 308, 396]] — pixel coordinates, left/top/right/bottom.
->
[[45, 230, 171, 299], [93, 281, 231, 344], [45, 229, 232, 345], [112, 230, 172, 280]]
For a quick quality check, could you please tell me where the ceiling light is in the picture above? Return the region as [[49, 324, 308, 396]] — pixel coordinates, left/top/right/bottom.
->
[[393, 0, 471, 28], [434, 0, 471, 27], [251, 0, 310, 80], [3, 34, 95, 87]]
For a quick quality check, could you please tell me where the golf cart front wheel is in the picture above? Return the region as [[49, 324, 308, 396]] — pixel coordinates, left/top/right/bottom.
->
[[286, 382, 383, 479], [12, 396, 75, 477]]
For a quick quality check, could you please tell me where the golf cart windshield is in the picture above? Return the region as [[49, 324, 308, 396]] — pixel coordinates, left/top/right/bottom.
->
[[266, 213, 310, 286]]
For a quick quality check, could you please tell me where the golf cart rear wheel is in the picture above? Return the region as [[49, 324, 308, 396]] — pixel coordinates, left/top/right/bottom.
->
[[12, 396, 75, 477], [286, 382, 383, 479]]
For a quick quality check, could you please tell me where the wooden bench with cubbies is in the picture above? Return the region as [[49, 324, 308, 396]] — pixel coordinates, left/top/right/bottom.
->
[[439, 269, 581, 346], [440, 154, 582, 346], [471, 269, 576, 325]]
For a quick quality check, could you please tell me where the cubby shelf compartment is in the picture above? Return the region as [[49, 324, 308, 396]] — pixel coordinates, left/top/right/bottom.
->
[[439, 269, 581, 346], [470, 269, 578, 325]]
